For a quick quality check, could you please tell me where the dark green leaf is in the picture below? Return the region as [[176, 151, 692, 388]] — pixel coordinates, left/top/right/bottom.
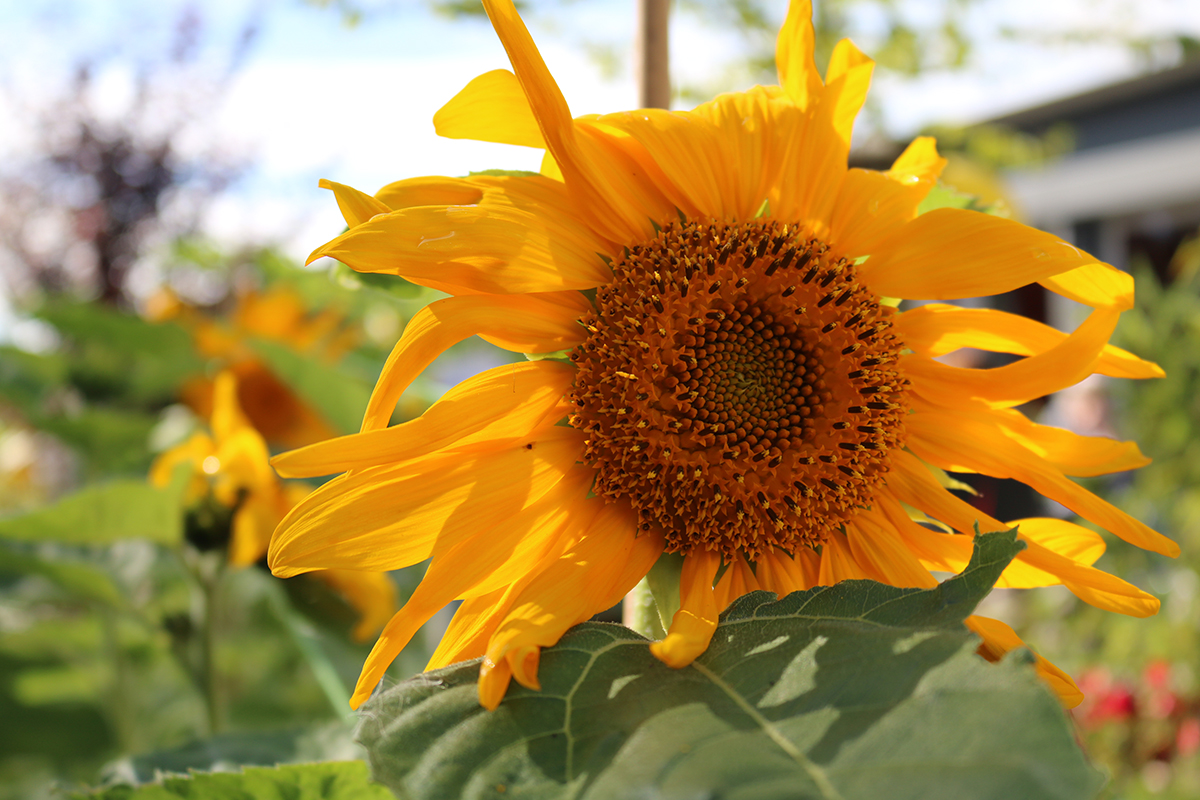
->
[[71, 761, 390, 799], [0, 477, 185, 546], [359, 530, 1102, 800]]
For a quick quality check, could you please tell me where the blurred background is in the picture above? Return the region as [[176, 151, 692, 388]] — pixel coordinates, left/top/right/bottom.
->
[[2, 1, 1200, 798]]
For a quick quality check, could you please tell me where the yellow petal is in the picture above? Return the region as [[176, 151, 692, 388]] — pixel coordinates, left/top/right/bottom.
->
[[341, 468, 596, 708], [1041, 261, 1134, 311], [904, 306, 1120, 409], [965, 616, 1083, 708], [876, 490, 975, 574], [830, 169, 930, 257], [1014, 517, 1105, 566], [713, 554, 761, 609], [540, 151, 563, 180], [319, 178, 390, 228], [992, 408, 1151, 478], [373, 175, 484, 210], [753, 549, 799, 596], [651, 549, 721, 668], [149, 431, 214, 487], [1012, 535, 1159, 617], [481, 501, 664, 708], [833, 134, 949, 256], [755, 546, 820, 596], [894, 303, 1164, 380], [823, 39, 874, 148], [818, 532, 872, 585], [426, 586, 513, 671], [210, 370, 250, 442], [888, 136, 947, 185], [273, 360, 575, 477], [888, 450, 1007, 535], [786, 49, 872, 231], [584, 108, 724, 220], [481, 0, 652, 244], [268, 425, 586, 577], [571, 117, 688, 236], [433, 68, 546, 149], [358, 294, 584, 432], [775, 0, 821, 109], [230, 495, 277, 567], [860, 208, 1111, 301], [307, 202, 610, 296], [906, 408, 1178, 557], [688, 87, 799, 221], [846, 508, 938, 588]]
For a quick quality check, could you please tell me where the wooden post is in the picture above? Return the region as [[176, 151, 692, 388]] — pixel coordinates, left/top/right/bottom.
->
[[636, 0, 670, 109]]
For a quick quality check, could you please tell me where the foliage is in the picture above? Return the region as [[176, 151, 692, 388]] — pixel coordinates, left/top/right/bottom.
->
[[70, 761, 391, 800], [0, 245, 461, 798], [359, 531, 1101, 800]]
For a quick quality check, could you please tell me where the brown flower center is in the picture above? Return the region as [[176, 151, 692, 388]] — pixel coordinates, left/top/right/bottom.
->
[[568, 219, 909, 558]]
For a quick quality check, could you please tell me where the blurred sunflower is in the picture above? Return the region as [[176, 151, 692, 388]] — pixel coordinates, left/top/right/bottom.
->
[[152, 370, 393, 641], [269, 0, 1173, 709], [149, 284, 358, 449]]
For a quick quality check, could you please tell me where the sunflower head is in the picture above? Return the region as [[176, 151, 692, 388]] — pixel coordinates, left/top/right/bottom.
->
[[152, 370, 289, 566], [270, 0, 1171, 713], [572, 217, 907, 558]]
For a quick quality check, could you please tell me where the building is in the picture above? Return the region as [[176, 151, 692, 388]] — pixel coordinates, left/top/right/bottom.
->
[[998, 58, 1200, 287]]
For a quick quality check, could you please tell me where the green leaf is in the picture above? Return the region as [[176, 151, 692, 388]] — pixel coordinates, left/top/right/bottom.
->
[[71, 761, 390, 799], [35, 407, 160, 475], [111, 723, 360, 783], [359, 530, 1102, 800], [248, 339, 375, 435], [0, 540, 125, 606], [36, 301, 203, 405], [0, 477, 185, 546]]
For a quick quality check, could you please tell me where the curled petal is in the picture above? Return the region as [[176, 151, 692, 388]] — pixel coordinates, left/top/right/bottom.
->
[[651, 549, 721, 669]]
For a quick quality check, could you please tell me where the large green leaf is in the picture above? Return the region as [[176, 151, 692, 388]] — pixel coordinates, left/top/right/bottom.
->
[[359, 530, 1102, 800], [0, 477, 185, 546], [71, 761, 390, 799]]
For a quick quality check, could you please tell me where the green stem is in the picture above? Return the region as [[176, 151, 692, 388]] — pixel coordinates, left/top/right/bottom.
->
[[267, 583, 354, 720], [200, 562, 224, 736], [101, 609, 135, 753], [624, 577, 665, 640]]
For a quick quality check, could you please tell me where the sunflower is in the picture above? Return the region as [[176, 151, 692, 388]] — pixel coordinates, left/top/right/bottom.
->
[[148, 284, 358, 449], [268, 0, 1174, 710], [153, 370, 394, 640]]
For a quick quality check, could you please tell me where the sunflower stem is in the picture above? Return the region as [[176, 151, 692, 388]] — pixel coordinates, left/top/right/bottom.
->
[[624, 577, 666, 640], [199, 559, 225, 736]]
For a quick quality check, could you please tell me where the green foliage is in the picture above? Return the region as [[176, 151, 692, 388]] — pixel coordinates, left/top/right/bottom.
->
[[923, 123, 1077, 170], [0, 540, 127, 607], [0, 478, 186, 546], [71, 761, 390, 800], [1112, 251, 1200, 554], [36, 302, 203, 407], [359, 531, 1101, 800]]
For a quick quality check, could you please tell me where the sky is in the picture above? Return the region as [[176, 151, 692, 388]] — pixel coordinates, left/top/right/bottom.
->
[[2, 0, 1200, 263]]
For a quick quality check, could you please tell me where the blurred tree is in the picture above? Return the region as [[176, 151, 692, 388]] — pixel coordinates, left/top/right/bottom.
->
[[0, 8, 256, 306]]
